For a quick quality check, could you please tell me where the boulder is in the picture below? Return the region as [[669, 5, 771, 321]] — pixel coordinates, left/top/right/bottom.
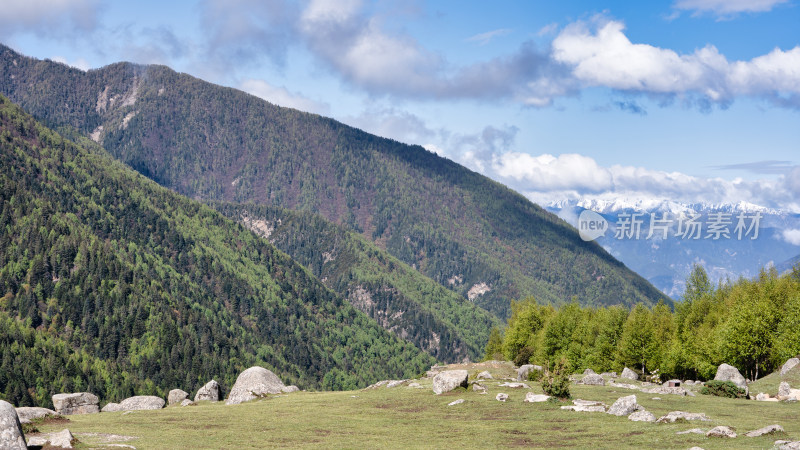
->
[[284, 385, 299, 393], [432, 370, 469, 395], [745, 424, 784, 437], [472, 383, 487, 394], [706, 426, 737, 438], [49, 429, 76, 448], [607, 395, 639, 416], [195, 380, 220, 402], [714, 363, 747, 391], [0, 400, 26, 450], [561, 399, 607, 412], [101, 403, 122, 412], [781, 358, 800, 375], [168, 389, 189, 406], [621, 367, 638, 380], [180, 399, 196, 407], [52, 392, 100, 415], [448, 399, 464, 406], [496, 393, 508, 402], [578, 373, 605, 386], [14, 406, 56, 424], [524, 393, 551, 403], [477, 371, 493, 380], [628, 410, 656, 422], [226, 366, 294, 405], [498, 382, 530, 389], [516, 365, 541, 381], [642, 386, 688, 396], [118, 396, 165, 411], [775, 440, 800, 449], [656, 411, 711, 423], [385, 380, 407, 388], [778, 382, 791, 398]]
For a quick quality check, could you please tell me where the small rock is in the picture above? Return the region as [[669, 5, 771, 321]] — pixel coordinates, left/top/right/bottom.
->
[[756, 392, 779, 402], [0, 400, 26, 449], [687, 447, 705, 450], [607, 395, 639, 416], [448, 399, 465, 406], [168, 389, 189, 406], [407, 382, 422, 388], [477, 371, 493, 380], [496, 393, 509, 402], [52, 392, 100, 415], [621, 367, 638, 380], [778, 382, 791, 398], [578, 373, 605, 386], [651, 397, 661, 400], [195, 380, 220, 402], [472, 383, 486, 393], [609, 381, 639, 390], [676, 428, 706, 435], [628, 410, 655, 422], [642, 386, 688, 396], [744, 424, 784, 437], [180, 399, 196, 407], [706, 426, 737, 438], [432, 370, 469, 395], [656, 411, 711, 423], [50, 429, 76, 448], [714, 363, 747, 391], [583, 368, 597, 375], [562, 399, 607, 412], [524, 393, 551, 403], [780, 358, 800, 375], [386, 380, 407, 388], [498, 382, 530, 389], [600, 371, 618, 378]]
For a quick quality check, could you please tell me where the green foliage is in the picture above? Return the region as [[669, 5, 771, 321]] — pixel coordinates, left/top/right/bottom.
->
[[541, 358, 571, 399], [700, 380, 748, 399], [0, 95, 435, 408], [0, 44, 670, 319], [483, 327, 504, 361]]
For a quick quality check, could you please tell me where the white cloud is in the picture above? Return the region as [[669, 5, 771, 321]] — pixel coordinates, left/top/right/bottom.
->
[[674, 0, 789, 15], [0, 0, 101, 38], [239, 79, 330, 115], [342, 106, 439, 145], [51, 55, 91, 71], [493, 153, 613, 192], [783, 229, 800, 245]]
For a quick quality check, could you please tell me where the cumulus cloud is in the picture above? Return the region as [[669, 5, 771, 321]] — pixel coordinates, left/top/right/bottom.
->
[[673, 0, 789, 15], [493, 153, 613, 192], [342, 106, 440, 145], [783, 229, 800, 245], [51, 55, 91, 71], [239, 79, 330, 115], [0, 0, 101, 39]]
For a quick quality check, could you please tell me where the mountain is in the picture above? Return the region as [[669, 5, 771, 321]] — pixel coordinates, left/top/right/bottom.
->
[[547, 199, 800, 297], [0, 44, 669, 317], [0, 94, 435, 408], [212, 202, 501, 362], [778, 254, 800, 275]]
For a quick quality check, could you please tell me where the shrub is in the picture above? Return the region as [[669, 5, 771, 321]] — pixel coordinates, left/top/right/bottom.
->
[[527, 367, 544, 382], [700, 380, 747, 399], [513, 346, 535, 367], [541, 357, 571, 399]]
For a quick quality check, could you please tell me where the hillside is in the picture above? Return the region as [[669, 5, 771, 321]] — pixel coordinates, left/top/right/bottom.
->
[[0, 94, 435, 408], [213, 203, 502, 362], [0, 44, 670, 318]]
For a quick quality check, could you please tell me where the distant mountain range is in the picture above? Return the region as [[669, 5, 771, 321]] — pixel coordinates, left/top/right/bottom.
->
[[547, 198, 800, 297], [0, 43, 670, 316]]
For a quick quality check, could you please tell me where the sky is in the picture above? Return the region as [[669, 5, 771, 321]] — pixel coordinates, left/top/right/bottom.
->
[[2, 0, 800, 220]]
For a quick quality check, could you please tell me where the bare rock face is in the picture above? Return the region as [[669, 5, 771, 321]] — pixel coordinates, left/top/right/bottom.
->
[[226, 366, 293, 405], [706, 426, 737, 438], [52, 392, 100, 415], [607, 395, 639, 416], [628, 410, 656, 422], [432, 370, 469, 395], [14, 406, 56, 424], [714, 363, 747, 391], [745, 424, 784, 437], [0, 400, 27, 450], [781, 358, 800, 375], [195, 380, 220, 402], [168, 389, 189, 406], [621, 367, 638, 380]]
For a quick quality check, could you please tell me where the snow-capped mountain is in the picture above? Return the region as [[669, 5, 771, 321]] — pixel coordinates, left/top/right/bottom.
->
[[546, 198, 800, 298]]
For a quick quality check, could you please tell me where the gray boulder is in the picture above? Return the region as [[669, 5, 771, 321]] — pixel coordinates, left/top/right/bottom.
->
[[52, 392, 99, 415], [168, 389, 189, 406], [195, 380, 220, 402], [495, 393, 508, 402], [0, 400, 26, 450], [714, 363, 747, 391], [628, 410, 656, 422], [119, 396, 165, 411], [432, 370, 469, 395], [745, 424, 784, 437], [498, 382, 530, 389], [180, 399, 196, 407], [607, 395, 639, 416], [14, 406, 56, 424], [477, 371, 493, 380], [621, 367, 638, 380], [524, 393, 551, 403], [561, 399, 607, 412], [516, 364, 541, 381], [706, 426, 737, 438], [642, 386, 689, 396], [578, 373, 605, 386], [101, 402, 122, 412], [779, 382, 791, 398], [775, 440, 800, 449], [781, 358, 800, 375], [50, 429, 76, 448], [583, 368, 597, 375], [656, 411, 711, 423], [472, 383, 487, 394], [226, 366, 293, 405]]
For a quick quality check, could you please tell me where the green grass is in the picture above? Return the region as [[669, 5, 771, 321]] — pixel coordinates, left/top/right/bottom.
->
[[32, 370, 798, 449], [749, 364, 800, 396]]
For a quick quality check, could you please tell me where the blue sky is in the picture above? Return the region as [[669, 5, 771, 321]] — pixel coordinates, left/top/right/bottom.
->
[[2, 0, 800, 216]]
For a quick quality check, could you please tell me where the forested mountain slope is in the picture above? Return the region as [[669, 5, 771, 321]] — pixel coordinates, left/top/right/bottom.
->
[[0, 95, 434, 408], [0, 44, 670, 317], [214, 203, 502, 362]]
